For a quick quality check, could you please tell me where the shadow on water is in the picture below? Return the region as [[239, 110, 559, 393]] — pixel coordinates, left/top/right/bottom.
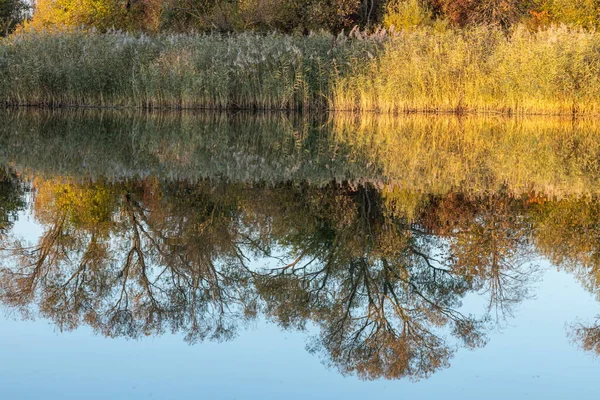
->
[[1, 110, 600, 381]]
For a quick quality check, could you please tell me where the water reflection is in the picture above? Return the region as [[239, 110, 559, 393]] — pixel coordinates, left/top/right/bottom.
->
[[0, 175, 559, 380], [1, 111, 600, 381], [3, 110, 600, 195]]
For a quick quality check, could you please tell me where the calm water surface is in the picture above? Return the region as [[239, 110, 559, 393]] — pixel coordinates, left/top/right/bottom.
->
[[1, 110, 600, 399]]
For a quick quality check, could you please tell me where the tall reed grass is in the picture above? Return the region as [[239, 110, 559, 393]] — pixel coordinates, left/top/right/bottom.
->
[[2, 26, 600, 114], [0, 30, 378, 110], [335, 26, 600, 115]]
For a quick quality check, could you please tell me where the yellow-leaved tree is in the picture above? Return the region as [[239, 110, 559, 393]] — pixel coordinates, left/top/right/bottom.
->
[[27, 0, 162, 32]]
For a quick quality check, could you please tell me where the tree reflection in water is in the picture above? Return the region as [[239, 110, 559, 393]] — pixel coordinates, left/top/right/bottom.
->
[[0, 173, 550, 380]]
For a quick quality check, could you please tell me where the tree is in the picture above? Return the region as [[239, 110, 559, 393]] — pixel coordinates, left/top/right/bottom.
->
[[28, 0, 365, 33], [163, 0, 363, 33], [253, 184, 487, 380], [3, 179, 556, 380], [29, 0, 163, 32], [0, 0, 29, 36], [0, 169, 25, 233], [0, 178, 257, 341], [431, 0, 533, 28], [382, 0, 433, 30], [420, 193, 540, 321], [569, 319, 600, 355], [532, 0, 600, 29]]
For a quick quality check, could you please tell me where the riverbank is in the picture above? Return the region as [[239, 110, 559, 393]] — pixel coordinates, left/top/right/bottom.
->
[[2, 26, 600, 115]]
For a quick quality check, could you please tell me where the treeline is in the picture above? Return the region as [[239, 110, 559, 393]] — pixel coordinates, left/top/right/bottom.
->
[[3, 0, 600, 36]]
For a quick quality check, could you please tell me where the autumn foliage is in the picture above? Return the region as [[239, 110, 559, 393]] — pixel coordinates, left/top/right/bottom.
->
[[20, 0, 600, 34], [27, 0, 363, 33]]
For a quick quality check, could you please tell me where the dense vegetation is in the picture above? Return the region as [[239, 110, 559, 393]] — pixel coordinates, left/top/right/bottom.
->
[[3, 1, 600, 113], [0, 0, 29, 36], [19, 1, 600, 33], [3, 26, 600, 114]]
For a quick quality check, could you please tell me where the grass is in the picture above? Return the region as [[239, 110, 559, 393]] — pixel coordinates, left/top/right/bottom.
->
[[2, 25, 600, 114], [0, 30, 377, 110], [336, 26, 600, 115]]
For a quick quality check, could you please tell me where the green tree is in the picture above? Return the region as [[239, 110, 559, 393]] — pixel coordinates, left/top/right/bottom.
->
[[0, 169, 25, 233], [0, 0, 29, 36]]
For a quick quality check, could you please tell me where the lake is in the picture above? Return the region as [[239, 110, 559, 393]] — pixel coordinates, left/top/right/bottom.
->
[[1, 110, 599, 399]]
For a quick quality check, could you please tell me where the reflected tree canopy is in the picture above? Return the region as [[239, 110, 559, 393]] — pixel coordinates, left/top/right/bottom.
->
[[0, 175, 549, 380], [0, 170, 25, 234], [532, 198, 600, 357]]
